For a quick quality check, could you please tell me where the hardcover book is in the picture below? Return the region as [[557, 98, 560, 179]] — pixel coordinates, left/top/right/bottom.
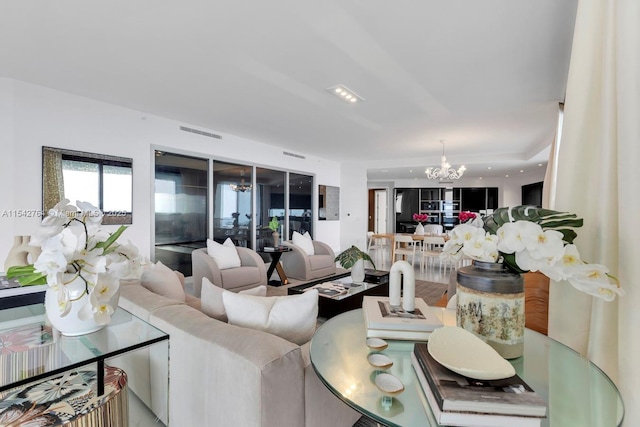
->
[[412, 342, 547, 417], [411, 353, 542, 427], [303, 281, 349, 298], [362, 296, 443, 340]]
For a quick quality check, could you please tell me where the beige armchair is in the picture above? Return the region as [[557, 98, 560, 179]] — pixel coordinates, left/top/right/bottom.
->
[[191, 247, 267, 297], [281, 240, 336, 281]]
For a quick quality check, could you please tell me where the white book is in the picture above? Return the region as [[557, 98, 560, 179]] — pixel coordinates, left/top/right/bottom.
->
[[411, 353, 542, 427], [362, 296, 443, 341]]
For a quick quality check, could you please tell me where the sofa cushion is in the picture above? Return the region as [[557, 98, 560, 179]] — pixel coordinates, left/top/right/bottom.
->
[[206, 238, 242, 270], [292, 231, 314, 256], [222, 289, 319, 345], [141, 261, 186, 302], [201, 277, 267, 322]]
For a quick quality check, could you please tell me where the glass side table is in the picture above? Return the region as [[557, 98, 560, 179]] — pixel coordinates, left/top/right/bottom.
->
[[0, 303, 169, 422], [310, 309, 624, 427]]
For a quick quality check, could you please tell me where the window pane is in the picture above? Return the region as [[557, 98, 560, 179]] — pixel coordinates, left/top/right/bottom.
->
[[61, 160, 100, 207], [289, 173, 313, 239], [256, 167, 285, 249], [213, 161, 252, 248], [104, 165, 132, 212]]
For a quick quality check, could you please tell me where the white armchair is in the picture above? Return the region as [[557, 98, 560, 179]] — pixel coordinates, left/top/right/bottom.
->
[[281, 240, 336, 281], [191, 247, 267, 297]]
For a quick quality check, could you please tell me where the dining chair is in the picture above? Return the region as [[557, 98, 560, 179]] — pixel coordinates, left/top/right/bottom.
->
[[393, 234, 419, 266], [424, 224, 443, 235], [420, 236, 447, 272]]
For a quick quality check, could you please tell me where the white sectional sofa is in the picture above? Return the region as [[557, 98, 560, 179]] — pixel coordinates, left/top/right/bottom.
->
[[116, 279, 361, 427]]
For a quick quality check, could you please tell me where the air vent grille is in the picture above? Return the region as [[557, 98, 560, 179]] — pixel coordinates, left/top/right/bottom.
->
[[179, 126, 222, 139], [283, 151, 305, 159]]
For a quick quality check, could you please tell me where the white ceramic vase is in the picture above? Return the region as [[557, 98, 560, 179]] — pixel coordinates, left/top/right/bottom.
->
[[45, 276, 119, 336], [351, 259, 365, 284], [272, 231, 280, 247], [415, 223, 425, 235]]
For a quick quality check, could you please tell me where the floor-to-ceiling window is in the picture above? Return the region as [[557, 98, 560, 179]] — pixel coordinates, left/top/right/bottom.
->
[[154, 151, 208, 275], [256, 167, 285, 249], [288, 172, 313, 239], [212, 161, 253, 248]]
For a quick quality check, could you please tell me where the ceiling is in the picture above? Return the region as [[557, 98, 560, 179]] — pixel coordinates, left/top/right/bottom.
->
[[0, 1, 577, 181]]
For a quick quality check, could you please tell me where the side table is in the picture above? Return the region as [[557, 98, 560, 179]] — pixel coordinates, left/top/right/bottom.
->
[[258, 247, 292, 286]]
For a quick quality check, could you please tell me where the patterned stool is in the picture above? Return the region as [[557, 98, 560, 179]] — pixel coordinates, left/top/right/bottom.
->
[[0, 365, 128, 426]]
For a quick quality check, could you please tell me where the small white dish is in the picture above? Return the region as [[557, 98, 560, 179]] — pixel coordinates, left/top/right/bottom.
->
[[427, 326, 516, 380], [367, 353, 393, 369], [374, 373, 404, 395], [366, 337, 388, 351]]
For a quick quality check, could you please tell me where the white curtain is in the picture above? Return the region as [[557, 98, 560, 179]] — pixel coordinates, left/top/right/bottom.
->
[[546, 0, 640, 424]]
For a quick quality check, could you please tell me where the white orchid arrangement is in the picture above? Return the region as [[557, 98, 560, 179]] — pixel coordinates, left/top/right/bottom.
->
[[441, 206, 623, 301], [7, 199, 146, 325]]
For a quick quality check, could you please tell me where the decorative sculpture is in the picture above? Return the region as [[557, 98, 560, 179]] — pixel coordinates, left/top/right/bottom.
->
[[388, 260, 416, 312], [4, 236, 41, 273]]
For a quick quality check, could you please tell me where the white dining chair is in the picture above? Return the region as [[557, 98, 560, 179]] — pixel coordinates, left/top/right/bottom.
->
[[424, 224, 443, 235], [393, 234, 419, 266], [420, 236, 447, 272]]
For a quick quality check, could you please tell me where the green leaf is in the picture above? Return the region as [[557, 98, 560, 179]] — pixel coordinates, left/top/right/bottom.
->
[[334, 246, 376, 270], [95, 225, 127, 252], [6, 265, 47, 286]]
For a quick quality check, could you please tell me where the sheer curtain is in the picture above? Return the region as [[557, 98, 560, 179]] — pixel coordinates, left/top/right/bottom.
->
[[42, 148, 64, 212], [545, 0, 640, 423]]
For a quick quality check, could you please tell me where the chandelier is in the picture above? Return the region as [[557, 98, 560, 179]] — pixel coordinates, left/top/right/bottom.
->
[[425, 140, 466, 180], [230, 170, 252, 192], [230, 182, 252, 192]]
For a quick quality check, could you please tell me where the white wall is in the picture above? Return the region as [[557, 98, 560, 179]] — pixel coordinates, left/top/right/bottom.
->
[[0, 78, 344, 263]]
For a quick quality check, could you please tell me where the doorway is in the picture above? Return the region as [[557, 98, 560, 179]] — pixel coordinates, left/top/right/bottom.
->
[[368, 189, 387, 233]]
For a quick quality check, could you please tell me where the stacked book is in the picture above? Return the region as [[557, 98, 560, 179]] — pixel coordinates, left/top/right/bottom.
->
[[411, 342, 547, 427], [362, 296, 443, 341], [303, 281, 349, 298]]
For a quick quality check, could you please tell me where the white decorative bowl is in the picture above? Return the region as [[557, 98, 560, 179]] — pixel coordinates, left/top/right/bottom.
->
[[374, 373, 404, 395], [427, 326, 516, 380], [367, 353, 393, 369], [366, 337, 388, 351]]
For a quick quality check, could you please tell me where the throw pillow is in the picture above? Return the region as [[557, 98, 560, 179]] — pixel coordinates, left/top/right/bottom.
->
[[292, 231, 314, 256], [206, 238, 242, 270], [141, 261, 186, 302], [222, 289, 319, 345], [200, 277, 267, 322]]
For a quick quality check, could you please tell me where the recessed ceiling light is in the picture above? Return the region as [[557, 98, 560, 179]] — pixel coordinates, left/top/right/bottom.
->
[[505, 174, 509, 177], [326, 85, 364, 104], [538, 163, 543, 166], [520, 170, 524, 173], [479, 177, 483, 180], [487, 166, 492, 170], [409, 169, 413, 173]]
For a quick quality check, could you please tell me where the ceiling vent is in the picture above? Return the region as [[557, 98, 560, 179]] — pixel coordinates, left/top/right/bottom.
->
[[437, 181, 454, 185], [179, 126, 222, 139], [283, 151, 305, 160]]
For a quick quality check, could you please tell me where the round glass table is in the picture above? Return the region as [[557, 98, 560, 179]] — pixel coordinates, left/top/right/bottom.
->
[[310, 309, 624, 427]]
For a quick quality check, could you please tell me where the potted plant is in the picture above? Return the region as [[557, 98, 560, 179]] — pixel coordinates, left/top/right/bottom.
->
[[335, 246, 376, 285], [268, 216, 280, 246]]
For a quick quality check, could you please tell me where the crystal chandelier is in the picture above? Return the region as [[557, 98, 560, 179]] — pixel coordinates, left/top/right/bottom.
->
[[425, 140, 466, 180], [229, 182, 252, 192], [230, 170, 252, 192]]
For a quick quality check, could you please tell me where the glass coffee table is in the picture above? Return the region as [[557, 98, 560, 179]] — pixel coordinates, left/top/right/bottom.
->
[[0, 303, 169, 414], [310, 309, 624, 427], [288, 273, 389, 318]]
